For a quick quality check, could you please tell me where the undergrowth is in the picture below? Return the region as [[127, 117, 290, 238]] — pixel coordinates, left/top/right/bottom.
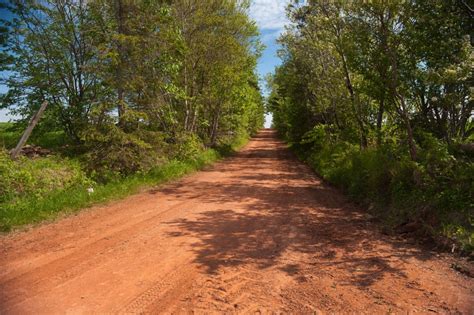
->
[[0, 135, 248, 232], [291, 126, 473, 253]]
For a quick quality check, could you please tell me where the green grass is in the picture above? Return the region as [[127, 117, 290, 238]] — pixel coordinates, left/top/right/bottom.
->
[[0, 122, 70, 150], [0, 122, 19, 148], [0, 136, 248, 232]]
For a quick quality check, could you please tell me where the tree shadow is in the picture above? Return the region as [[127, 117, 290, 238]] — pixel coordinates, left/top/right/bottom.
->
[[162, 130, 435, 288]]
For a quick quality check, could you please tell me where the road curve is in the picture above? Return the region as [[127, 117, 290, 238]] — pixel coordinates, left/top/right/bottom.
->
[[1, 129, 472, 314]]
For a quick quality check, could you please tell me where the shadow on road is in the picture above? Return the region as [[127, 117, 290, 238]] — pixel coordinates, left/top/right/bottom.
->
[[164, 130, 434, 288]]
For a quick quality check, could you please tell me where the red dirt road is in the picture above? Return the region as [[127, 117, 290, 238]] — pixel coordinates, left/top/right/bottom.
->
[[1, 130, 472, 314]]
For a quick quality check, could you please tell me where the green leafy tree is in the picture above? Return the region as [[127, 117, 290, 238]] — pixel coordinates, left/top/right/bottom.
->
[[2, 0, 104, 141]]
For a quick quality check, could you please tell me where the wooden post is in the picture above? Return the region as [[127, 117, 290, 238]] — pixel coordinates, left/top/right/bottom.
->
[[10, 101, 49, 160]]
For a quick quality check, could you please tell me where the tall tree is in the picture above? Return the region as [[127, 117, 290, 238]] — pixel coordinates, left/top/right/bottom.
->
[[2, 0, 101, 141]]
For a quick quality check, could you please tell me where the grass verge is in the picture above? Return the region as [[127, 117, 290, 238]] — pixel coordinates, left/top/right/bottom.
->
[[0, 137, 248, 232]]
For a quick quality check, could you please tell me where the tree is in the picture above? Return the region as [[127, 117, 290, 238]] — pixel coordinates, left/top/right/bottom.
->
[[1, 0, 264, 173], [2, 0, 101, 141], [271, 0, 472, 159]]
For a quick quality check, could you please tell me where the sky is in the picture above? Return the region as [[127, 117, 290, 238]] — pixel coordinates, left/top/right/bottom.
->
[[0, 88, 11, 122], [0, 6, 13, 122], [0, 1, 290, 126], [249, 0, 289, 127]]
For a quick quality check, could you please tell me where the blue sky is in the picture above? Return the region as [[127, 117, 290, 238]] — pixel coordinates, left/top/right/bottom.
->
[[249, 0, 288, 92], [0, 5, 13, 122], [0, 1, 289, 125], [249, 0, 289, 127]]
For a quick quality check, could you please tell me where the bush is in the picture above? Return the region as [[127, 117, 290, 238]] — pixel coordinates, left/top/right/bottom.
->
[[0, 149, 91, 203], [296, 128, 473, 251], [0, 123, 250, 232], [82, 123, 168, 182], [170, 133, 205, 160], [0, 147, 225, 232]]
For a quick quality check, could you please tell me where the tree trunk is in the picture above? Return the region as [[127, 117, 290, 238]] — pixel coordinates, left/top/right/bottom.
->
[[10, 101, 49, 160], [398, 95, 417, 161], [376, 98, 384, 147], [340, 50, 368, 148], [381, 12, 417, 160], [190, 108, 198, 133], [183, 61, 191, 132], [115, 0, 125, 125], [210, 108, 221, 146], [328, 14, 368, 149]]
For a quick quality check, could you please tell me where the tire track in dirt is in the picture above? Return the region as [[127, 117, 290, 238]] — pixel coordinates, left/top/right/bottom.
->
[[1, 129, 472, 314], [0, 199, 196, 308]]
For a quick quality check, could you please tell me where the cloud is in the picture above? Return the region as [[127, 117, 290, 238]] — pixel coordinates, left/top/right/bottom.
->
[[260, 30, 281, 44], [262, 29, 291, 47], [249, 0, 289, 30]]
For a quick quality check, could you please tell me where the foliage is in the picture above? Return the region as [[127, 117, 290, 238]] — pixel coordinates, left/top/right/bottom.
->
[[1, 122, 70, 149], [295, 131, 473, 250], [0, 137, 246, 232], [270, 0, 473, 251], [0, 149, 91, 204], [1, 0, 264, 151], [0, 0, 263, 231], [171, 132, 205, 160]]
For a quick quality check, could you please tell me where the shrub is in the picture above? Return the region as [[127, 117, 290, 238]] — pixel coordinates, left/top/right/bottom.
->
[[0, 149, 91, 203], [296, 129, 473, 251], [82, 123, 168, 182], [170, 133, 205, 160]]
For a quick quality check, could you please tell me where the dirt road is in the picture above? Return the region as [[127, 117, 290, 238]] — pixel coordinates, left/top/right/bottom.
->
[[1, 130, 472, 314]]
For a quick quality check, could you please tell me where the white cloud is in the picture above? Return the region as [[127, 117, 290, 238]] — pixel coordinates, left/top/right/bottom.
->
[[249, 0, 289, 30], [261, 30, 282, 43]]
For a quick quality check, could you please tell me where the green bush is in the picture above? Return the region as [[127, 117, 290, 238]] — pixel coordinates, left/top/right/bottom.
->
[[82, 123, 168, 181], [0, 123, 20, 148], [0, 122, 71, 150], [214, 132, 249, 156], [171, 133, 205, 160], [0, 132, 248, 232], [0, 149, 91, 203], [297, 127, 473, 251]]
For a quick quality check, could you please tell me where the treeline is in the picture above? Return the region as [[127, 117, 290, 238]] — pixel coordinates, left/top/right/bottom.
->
[[269, 1, 473, 250], [0, 0, 264, 176]]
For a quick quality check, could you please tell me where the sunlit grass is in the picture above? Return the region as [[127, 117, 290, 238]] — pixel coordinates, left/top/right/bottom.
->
[[0, 137, 248, 232]]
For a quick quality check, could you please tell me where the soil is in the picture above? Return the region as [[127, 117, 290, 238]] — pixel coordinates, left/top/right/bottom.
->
[[1, 130, 472, 314]]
